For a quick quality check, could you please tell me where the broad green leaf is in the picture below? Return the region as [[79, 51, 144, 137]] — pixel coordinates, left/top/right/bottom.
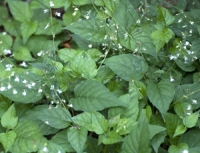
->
[[72, 112, 108, 134], [20, 21, 38, 44], [36, 106, 71, 129], [68, 52, 97, 79], [174, 83, 200, 109], [147, 79, 175, 113], [7, 0, 32, 22], [179, 129, 200, 148], [164, 113, 182, 138], [35, 18, 62, 35], [50, 129, 75, 152], [0, 96, 11, 117], [105, 54, 148, 81], [58, 48, 80, 63], [12, 120, 46, 153], [121, 110, 151, 153], [38, 142, 65, 153], [68, 126, 87, 153], [168, 143, 189, 153], [150, 131, 167, 153], [41, 0, 66, 8], [72, 0, 92, 5], [3, 20, 21, 37], [0, 6, 8, 26], [108, 115, 121, 128], [0, 33, 12, 55], [183, 111, 199, 128], [66, 19, 108, 42], [129, 80, 146, 99], [173, 125, 187, 137], [63, 11, 81, 26], [95, 66, 115, 84], [118, 26, 157, 58], [85, 136, 102, 153], [99, 131, 123, 145], [149, 124, 166, 139], [13, 46, 35, 61], [151, 28, 174, 52], [0, 72, 43, 103], [1, 104, 18, 129], [70, 80, 125, 111], [87, 49, 103, 61], [174, 102, 193, 118], [0, 131, 17, 152], [157, 6, 175, 26]]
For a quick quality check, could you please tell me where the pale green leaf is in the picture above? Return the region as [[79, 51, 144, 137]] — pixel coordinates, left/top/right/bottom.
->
[[20, 21, 38, 44], [151, 28, 174, 52], [0, 131, 17, 152], [1, 104, 18, 129], [173, 125, 187, 137], [164, 113, 182, 138], [99, 131, 123, 145], [7, 0, 32, 22], [168, 143, 189, 153], [72, 112, 108, 134], [12, 120, 46, 153], [157, 6, 175, 26], [66, 19, 108, 42], [87, 49, 103, 61], [13, 46, 35, 61], [3, 20, 21, 37], [38, 142, 65, 153], [183, 111, 199, 128], [0, 33, 12, 55], [121, 110, 151, 153], [105, 54, 148, 81], [37, 106, 71, 129], [50, 129, 75, 152], [68, 126, 87, 153], [70, 80, 125, 111], [58, 48, 79, 63], [174, 102, 193, 118], [147, 79, 175, 113]]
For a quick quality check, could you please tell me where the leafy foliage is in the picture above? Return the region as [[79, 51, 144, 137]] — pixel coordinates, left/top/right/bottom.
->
[[0, 0, 200, 152]]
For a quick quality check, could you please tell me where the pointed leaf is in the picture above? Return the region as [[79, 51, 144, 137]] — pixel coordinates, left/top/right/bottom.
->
[[174, 102, 193, 118], [105, 54, 148, 81], [147, 79, 175, 113], [0, 33, 12, 55], [99, 131, 123, 145], [0, 131, 17, 152], [70, 80, 125, 111], [149, 124, 166, 139], [68, 126, 87, 153], [13, 46, 35, 61], [37, 106, 71, 129], [1, 104, 18, 129], [173, 125, 187, 137], [157, 6, 175, 26], [7, 0, 32, 22], [72, 112, 108, 134], [12, 120, 46, 153], [183, 111, 199, 128], [168, 143, 189, 153], [150, 132, 167, 153], [20, 21, 38, 44]]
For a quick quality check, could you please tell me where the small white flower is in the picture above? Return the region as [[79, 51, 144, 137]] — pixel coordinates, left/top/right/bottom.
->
[[170, 76, 174, 82], [2, 32, 6, 35], [43, 9, 49, 13], [0, 86, 6, 91], [74, 7, 79, 11], [56, 89, 62, 94], [4, 49, 11, 55], [49, 1, 54, 7], [42, 146, 48, 152], [44, 23, 50, 29], [38, 89, 43, 93], [31, 82, 36, 86], [20, 61, 27, 67], [72, 11, 77, 16], [118, 43, 122, 49], [5, 64, 13, 71], [22, 90, 26, 96], [124, 33, 128, 39], [192, 99, 197, 104], [7, 84, 12, 89], [88, 44, 92, 48], [22, 80, 28, 84], [68, 104, 73, 108], [13, 89, 17, 94], [14, 76, 20, 82], [55, 12, 61, 17], [50, 85, 54, 90], [85, 15, 90, 19], [45, 121, 49, 125]]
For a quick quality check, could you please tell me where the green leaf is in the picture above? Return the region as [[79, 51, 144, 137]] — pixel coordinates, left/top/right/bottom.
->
[[3, 20, 21, 37], [149, 124, 166, 139], [168, 143, 189, 153], [12, 120, 45, 153], [150, 131, 167, 153], [38, 142, 65, 153], [121, 110, 151, 153], [7, 0, 32, 22], [0, 33, 12, 55], [174, 102, 193, 118], [72, 112, 108, 134], [0, 131, 17, 152], [183, 111, 199, 128], [13, 46, 35, 61], [66, 19, 108, 42], [68, 126, 87, 153], [58, 48, 79, 63], [151, 28, 174, 52], [41, 0, 67, 8], [63, 11, 81, 26], [50, 129, 75, 152], [105, 54, 148, 81], [68, 52, 97, 79], [164, 113, 182, 138], [20, 21, 38, 44], [0, 72, 43, 103], [87, 49, 103, 61], [70, 80, 125, 111], [173, 125, 187, 137], [0, 6, 8, 26], [147, 80, 175, 113], [72, 0, 92, 5], [157, 6, 175, 26], [99, 131, 123, 145], [1, 104, 18, 129], [37, 106, 71, 129]]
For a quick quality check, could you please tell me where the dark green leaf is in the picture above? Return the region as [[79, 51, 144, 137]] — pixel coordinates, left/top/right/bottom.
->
[[0, 33, 12, 55]]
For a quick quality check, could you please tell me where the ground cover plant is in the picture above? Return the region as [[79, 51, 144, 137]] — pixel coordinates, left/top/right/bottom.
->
[[0, 0, 200, 152]]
